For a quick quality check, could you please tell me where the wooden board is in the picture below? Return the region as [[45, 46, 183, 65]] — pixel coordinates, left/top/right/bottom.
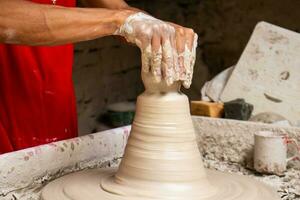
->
[[190, 101, 224, 118], [220, 22, 300, 125]]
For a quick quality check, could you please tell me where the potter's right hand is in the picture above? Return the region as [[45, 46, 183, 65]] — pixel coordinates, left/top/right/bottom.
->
[[115, 12, 198, 89]]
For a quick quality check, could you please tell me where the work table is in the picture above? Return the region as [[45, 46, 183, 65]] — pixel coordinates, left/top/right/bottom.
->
[[0, 117, 299, 200]]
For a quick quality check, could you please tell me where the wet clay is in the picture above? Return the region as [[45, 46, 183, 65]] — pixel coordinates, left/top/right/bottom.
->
[[41, 73, 280, 200], [115, 12, 197, 88]]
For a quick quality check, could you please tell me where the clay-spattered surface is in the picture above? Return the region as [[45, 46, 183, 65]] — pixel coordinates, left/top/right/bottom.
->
[[1, 118, 299, 199]]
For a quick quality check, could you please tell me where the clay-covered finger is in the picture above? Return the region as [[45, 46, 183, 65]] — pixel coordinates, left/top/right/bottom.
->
[[190, 33, 198, 69], [151, 31, 162, 82], [182, 46, 192, 88], [162, 28, 175, 85], [185, 28, 195, 51], [169, 29, 180, 81], [141, 45, 152, 73], [182, 31, 194, 88], [183, 33, 198, 88], [176, 28, 186, 81]]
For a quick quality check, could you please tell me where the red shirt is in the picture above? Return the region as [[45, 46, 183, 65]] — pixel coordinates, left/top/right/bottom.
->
[[0, 0, 77, 154]]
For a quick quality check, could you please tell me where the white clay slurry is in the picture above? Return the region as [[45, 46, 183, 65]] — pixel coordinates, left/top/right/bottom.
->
[[41, 74, 280, 200], [181, 34, 198, 88], [3, 28, 17, 43], [115, 12, 197, 88]]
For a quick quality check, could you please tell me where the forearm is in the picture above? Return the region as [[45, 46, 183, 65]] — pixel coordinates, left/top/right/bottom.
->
[[0, 0, 134, 45], [80, 0, 142, 12], [80, 0, 129, 9]]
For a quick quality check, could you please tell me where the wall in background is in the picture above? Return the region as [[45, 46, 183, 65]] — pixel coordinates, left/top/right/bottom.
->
[[73, 37, 143, 134], [73, 0, 300, 135]]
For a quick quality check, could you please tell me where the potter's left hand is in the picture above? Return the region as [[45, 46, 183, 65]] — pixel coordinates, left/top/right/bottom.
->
[[115, 12, 198, 88]]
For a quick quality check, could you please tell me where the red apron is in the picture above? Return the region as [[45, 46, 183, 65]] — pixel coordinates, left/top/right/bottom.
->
[[0, 0, 77, 154]]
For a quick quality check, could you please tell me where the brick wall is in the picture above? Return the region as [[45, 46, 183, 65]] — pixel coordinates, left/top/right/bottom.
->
[[73, 0, 300, 135]]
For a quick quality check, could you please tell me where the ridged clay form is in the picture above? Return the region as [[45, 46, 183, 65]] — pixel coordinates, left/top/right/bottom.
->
[[41, 73, 280, 200]]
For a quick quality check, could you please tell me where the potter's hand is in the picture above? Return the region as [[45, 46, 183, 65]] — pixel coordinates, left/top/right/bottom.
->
[[115, 12, 198, 88]]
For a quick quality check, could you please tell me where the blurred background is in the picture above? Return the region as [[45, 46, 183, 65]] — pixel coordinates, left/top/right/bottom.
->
[[73, 0, 300, 135]]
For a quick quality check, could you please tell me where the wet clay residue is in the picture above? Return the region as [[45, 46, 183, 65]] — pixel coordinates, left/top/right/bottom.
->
[[264, 93, 283, 103], [280, 71, 290, 81]]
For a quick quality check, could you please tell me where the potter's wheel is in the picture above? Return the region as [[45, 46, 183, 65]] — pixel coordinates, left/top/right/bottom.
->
[[41, 168, 279, 200], [41, 74, 280, 200]]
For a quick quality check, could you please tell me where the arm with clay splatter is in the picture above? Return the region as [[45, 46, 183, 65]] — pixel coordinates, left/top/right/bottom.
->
[[0, 0, 136, 45], [0, 0, 198, 88]]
